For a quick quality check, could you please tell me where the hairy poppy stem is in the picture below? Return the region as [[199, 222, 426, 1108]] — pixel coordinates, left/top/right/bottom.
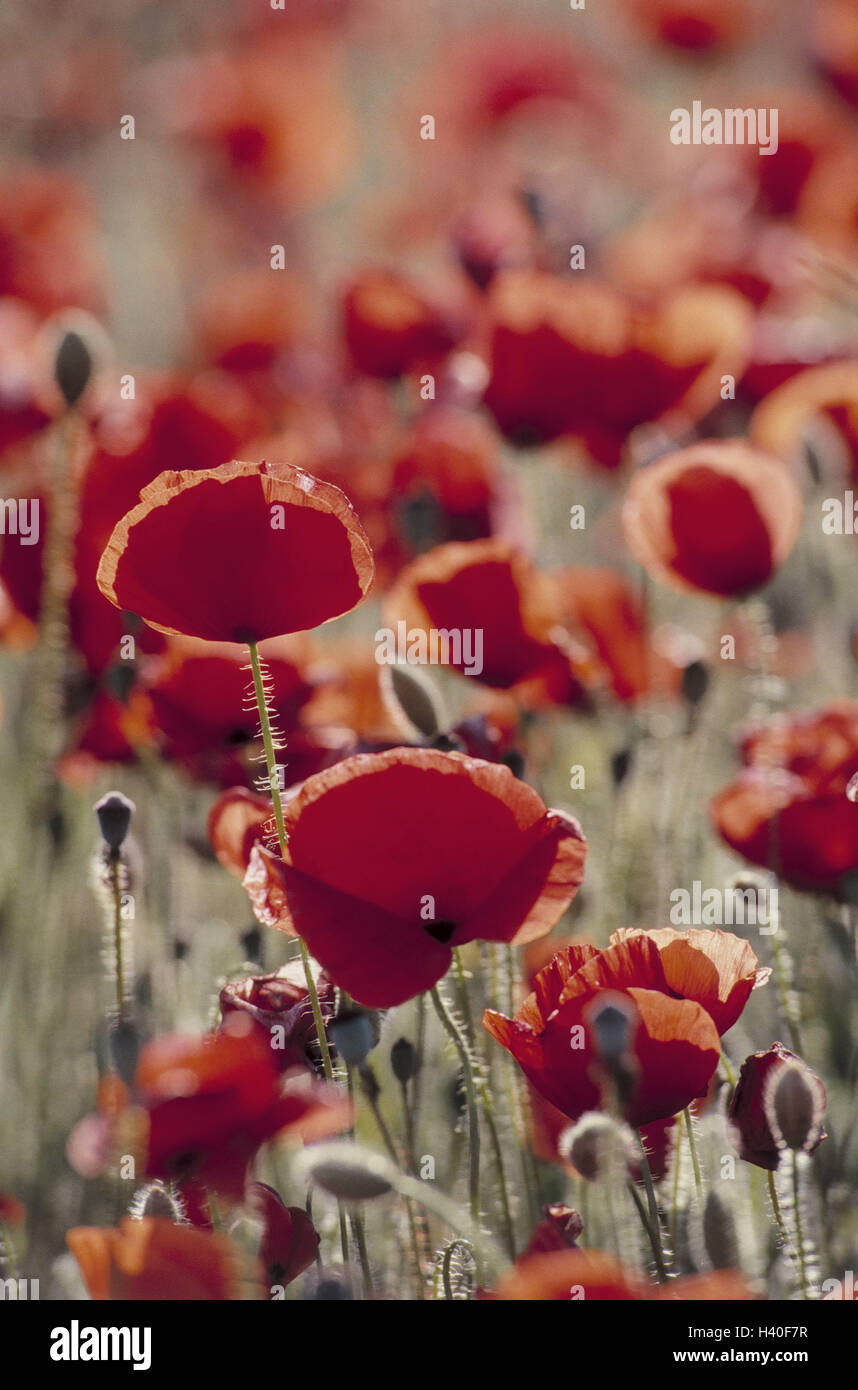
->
[[792, 1151, 809, 1299], [635, 1134, 668, 1283], [108, 849, 127, 1024], [246, 641, 335, 1083], [454, 949, 516, 1262], [430, 984, 482, 1258], [683, 1107, 703, 1200], [627, 1180, 668, 1283]]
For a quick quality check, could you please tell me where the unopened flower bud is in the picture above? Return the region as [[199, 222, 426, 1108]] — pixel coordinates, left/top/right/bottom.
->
[[329, 1008, 378, 1067], [391, 1036, 418, 1084], [298, 1142, 396, 1203], [703, 1189, 740, 1271], [94, 791, 135, 851], [681, 659, 709, 706], [767, 1061, 824, 1153], [55, 329, 93, 408], [560, 1113, 636, 1183]]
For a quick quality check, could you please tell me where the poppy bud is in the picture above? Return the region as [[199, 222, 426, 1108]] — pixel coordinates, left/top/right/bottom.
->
[[54, 328, 93, 408], [306, 1270, 353, 1300], [129, 1182, 186, 1223], [330, 1008, 378, 1067], [94, 791, 135, 851], [559, 1112, 636, 1183], [703, 1189, 740, 1271], [298, 1142, 396, 1203], [107, 1018, 140, 1087], [391, 1036, 418, 1084], [611, 747, 634, 787], [766, 1061, 825, 1153], [381, 662, 447, 741], [681, 659, 709, 706], [728, 1042, 827, 1170]]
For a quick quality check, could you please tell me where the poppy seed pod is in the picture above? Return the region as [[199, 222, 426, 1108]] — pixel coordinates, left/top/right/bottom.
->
[[391, 1037, 418, 1084], [560, 1112, 637, 1183], [55, 328, 93, 407], [329, 1009, 378, 1067], [94, 791, 136, 851], [588, 995, 636, 1064], [766, 1061, 825, 1153], [297, 1142, 397, 1203]]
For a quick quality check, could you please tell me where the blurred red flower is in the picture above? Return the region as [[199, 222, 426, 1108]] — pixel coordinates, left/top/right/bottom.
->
[[67, 1217, 250, 1301], [482, 273, 751, 465], [383, 538, 598, 707], [342, 271, 466, 379], [243, 746, 587, 1007], [622, 440, 803, 597], [483, 935, 723, 1127], [484, 1248, 756, 1300], [247, 1182, 319, 1290], [97, 459, 374, 643], [711, 701, 858, 889]]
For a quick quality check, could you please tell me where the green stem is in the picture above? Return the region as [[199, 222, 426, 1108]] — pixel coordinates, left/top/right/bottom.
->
[[683, 1108, 703, 1200], [627, 1180, 667, 1283], [247, 641, 335, 1083], [359, 1067, 425, 1298], [636, 1134, 668, 1283], [792, 1152, 809, 1300], [108, 850, 126, 1023], [430, 984, 481, 1235]]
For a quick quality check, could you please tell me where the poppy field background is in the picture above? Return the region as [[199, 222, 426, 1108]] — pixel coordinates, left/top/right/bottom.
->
[[1, 0, 858, 1307]]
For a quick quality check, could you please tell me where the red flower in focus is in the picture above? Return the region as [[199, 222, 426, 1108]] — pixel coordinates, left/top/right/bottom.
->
[[219, 962, 335, 1073], [622, 441, 803, 597], [342, 271, 465, 379], [243, 746, 587, 1008], [728, 1042, 827, 1170], [483, 936, 722, 1127], [67, 1217, 250, 1300], [483, 273, 752, 465], [711, 701, 858, 889], [485, 1249, 756, 1300], [383, 539, 598, 707], [610, 927, 769, 1035], [247, 1182, 319, 1290], [97, 459, 374, 643]]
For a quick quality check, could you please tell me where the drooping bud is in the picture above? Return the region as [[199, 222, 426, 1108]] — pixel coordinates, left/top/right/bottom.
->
[[391, 1036, 418, 1084], [766, 1060, 825, 1153], [297, 1142, 397, 1203], [55, 329, 93, 408], [559, 1112, 637, 1184], [703, 1189, 740, 1271], [94, 791, 135, 851], [128, 1181, 186, 1223], [329, 1008, 378, 1068], [728, 1042, 827, 1170]]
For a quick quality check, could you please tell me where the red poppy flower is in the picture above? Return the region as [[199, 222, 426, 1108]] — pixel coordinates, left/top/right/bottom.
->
[[483, 936, 721, 1128], [482, 273, 752, 466], [390, 406, 501, 538], [622, 441, 803, 597], [383, 539, 598, 707], [555, 566, 682, 703], [192, 269, 311, 374], [97, 459, 374, 643], [208, 787, 275, 878], [67, 1217, 251, 1300], [123, 1015, 352, 1200], [0, 1193, 25, 1226], [342, 271, 465, 379], [219, 963, 335, 1072], [243, 746, 587, 1008], [246, 1182, 319, 1289], [484, 1249, 757, 1300], [751, 361, 858, 478], [144, 634, 313, 764], [711, 701, 858, 889], [728, 1042, 827, 1170], [609, 928, 769, 1035], [0, 167, 105, 315]]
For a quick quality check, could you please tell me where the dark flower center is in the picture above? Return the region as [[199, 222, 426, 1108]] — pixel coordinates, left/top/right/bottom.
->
[[423, 919, 458, 945]]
